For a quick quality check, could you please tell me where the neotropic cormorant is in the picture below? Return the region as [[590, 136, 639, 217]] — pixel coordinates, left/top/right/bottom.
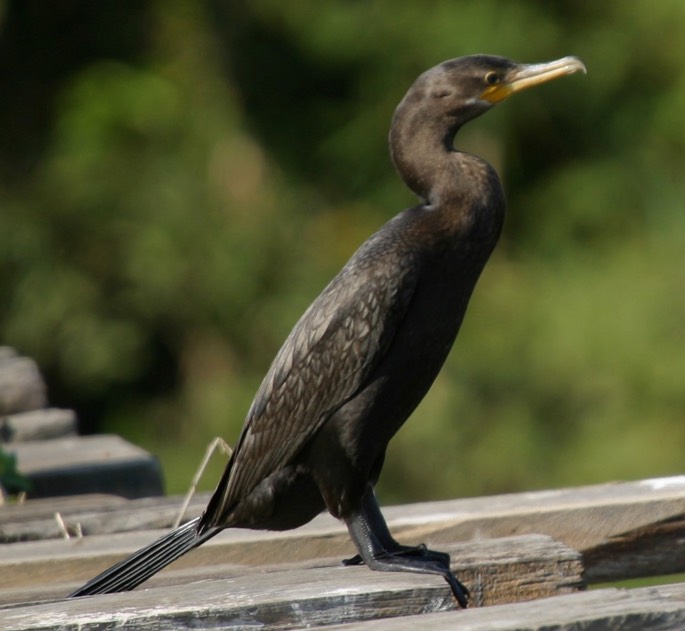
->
[[70, 55, 586, 608]]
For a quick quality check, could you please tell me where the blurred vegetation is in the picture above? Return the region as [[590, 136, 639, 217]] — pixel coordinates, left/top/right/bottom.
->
[[0, 445, 31, 495], [1, 0, 684, 502]]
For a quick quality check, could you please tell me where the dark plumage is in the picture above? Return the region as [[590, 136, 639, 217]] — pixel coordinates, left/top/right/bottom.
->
[[70, 54, 585, 608]]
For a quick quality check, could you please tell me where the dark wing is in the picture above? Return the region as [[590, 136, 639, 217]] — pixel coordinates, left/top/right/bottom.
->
[[202, 235, 421, 526]]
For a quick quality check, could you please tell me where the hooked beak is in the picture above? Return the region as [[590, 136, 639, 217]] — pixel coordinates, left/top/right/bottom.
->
[[480, 56, 587, 104]]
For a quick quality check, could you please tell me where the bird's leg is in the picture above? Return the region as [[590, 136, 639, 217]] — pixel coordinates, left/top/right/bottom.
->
[[343, 487, 469, 608], [342, 487, 449, 567]]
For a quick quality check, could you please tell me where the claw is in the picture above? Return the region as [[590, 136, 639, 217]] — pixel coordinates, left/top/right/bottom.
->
[[445, 573, 470, 609], [342, 553, 364, 566]]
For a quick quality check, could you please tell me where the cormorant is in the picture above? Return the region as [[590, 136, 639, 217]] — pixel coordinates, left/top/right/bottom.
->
[[69, 55, 585, 608]]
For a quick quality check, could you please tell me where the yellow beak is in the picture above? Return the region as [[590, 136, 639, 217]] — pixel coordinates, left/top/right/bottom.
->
[[480, 56, 587, 104]]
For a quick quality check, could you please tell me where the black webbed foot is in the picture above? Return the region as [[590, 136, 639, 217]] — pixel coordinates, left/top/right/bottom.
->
[[343, 543, 450, 569], [366, 552, 469, 608], [344, 487, 469, 608]]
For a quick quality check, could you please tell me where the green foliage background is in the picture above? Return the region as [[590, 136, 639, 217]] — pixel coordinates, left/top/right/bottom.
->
[[1, 1, 684, 501]]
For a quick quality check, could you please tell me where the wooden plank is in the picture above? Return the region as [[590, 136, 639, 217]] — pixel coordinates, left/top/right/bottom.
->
[[0, 535, 583, 628], [390, 475, 685, 584], [0, 348, 47, 415], [583, 515, 685, 583], [0, 408, 77, 443], [0, 492, 210, 540], [7, 435, 164, 499], [0, 494, 128, 526], [4, 476, 684, 585], [0, 512, 350, 590], [0, 519, 358, 591], [7, 476, 685, 552], [2, 534, 582, 605], [0, 501, 198, 542], [324, 583, 685, 631], [380, 475, 685, 551]]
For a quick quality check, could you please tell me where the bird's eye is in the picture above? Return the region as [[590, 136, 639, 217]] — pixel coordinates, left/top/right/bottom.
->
[[484, 71, 499, 85], [432, 89, 452, 99]]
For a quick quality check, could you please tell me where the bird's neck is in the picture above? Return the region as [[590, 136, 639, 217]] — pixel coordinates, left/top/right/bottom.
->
[[389, 107, 505, 250], [389, 109, 492, 208]]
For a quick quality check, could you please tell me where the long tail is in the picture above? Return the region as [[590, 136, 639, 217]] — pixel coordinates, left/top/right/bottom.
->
[[69, 517, 220, 597]]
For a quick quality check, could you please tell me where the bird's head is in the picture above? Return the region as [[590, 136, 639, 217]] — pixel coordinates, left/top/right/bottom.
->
[[390, 54, 586, 201], [405, 54, 587, 128]]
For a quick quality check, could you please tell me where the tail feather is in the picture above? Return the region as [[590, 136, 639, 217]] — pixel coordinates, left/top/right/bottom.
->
[[69, 517, 220, 597]]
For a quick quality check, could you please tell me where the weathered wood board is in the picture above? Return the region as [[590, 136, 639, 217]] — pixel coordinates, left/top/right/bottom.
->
[[7, 435, 164, 499], [325, 583, 685, 631], [0, 492, 208, 541], [0, 494, 128, 526], [0, 534, 583, 629], [0, 408, 77, 443], [4, 476, 684, 588], [391, 474, 685, 583]]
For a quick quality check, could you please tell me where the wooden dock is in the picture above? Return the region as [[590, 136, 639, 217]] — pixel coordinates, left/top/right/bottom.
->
[[2, 475, 685, 629], [2, 346, 685, 629], [0, 347, 163, 499]]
